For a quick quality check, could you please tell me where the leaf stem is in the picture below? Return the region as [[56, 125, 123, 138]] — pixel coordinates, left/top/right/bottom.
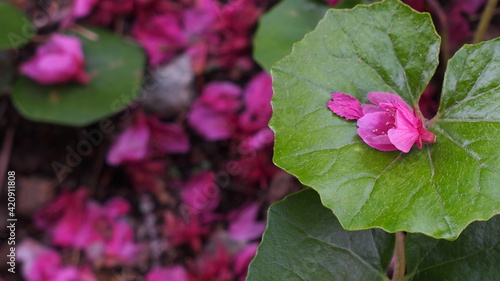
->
[[473, 0, 499, 43], [391, 232, 406, 281]]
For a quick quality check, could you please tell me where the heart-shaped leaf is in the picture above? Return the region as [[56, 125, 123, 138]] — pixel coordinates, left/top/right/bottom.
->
[[246, 188, 395, 281], [0, 2, 34, 50], [247, 189, 500, 280], [270, 0, 499, 239], [405, 215, 500, 280], [12, 27, 145, 126], [253, 0, 329, 71]]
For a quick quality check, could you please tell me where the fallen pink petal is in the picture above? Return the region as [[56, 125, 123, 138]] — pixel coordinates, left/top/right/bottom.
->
[[20, 34, 90, 85]]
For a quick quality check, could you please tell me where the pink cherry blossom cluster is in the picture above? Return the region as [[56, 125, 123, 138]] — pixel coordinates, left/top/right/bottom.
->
[[328, 92, 435, 153], [20, 34, 90, 85], [129, 0, 265, 71], [32, 188, 139, 267], [19, 182, 265, 280]]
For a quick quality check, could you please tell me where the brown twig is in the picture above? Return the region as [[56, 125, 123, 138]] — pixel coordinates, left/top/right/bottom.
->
[[473, 0, 499, 43], [391, 232, 407, 281]]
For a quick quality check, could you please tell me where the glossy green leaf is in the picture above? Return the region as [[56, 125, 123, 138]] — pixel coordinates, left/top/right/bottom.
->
[[270, 0, 499, 239], [246, 188, 394, 281], [0, 1, 34, 50], [405, 215, 500, 280], [247, 190, 500, 280], [12, 27, 145, 126], [253, 0, 329, 71]]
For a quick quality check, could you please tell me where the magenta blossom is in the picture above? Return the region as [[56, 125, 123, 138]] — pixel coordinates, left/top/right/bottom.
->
[[20, 34, 90, 85], [107, 110, 190, 165], [146, 266, 190, 281], [328, 92, 435, 153], [188, 81, 242, 140]]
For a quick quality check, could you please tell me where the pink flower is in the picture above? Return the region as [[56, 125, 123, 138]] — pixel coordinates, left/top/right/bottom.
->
[[18, 239, 62, 281], [240, 127, 274, 152], [181, 171, 220, 215], [188, 81, 242, 140], [199, 82, 242, 112], [239, 73, 273, 134], [107, 111, 190, 165], [163, 211, 209, 251], [18, 239, 98, 281], [73, 0, 98, 18], [328, 92, 435, 153], [190, 245, 234, 281], [228, 203, 265, 242], [20, 34, 90, 85], [146, 266, 190, 281], [327, 92, 363, 120], [233, 243, 259, 281], [132, 12, 187, 66], [34, 188, 139, 266]]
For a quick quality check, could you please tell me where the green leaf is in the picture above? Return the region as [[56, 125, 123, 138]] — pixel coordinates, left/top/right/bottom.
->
[[0, 51, 15, 93], [253, 0, 329, 71], [0, 2, 34, 50], [405, 215, 500, 280], [12, 27, 145, 126], [270, 0, 499, 239], [246, 188, 394, 281]]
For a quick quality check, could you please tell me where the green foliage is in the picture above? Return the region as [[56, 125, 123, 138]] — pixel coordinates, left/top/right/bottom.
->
[[405, 215, 500, 280], [253, 0, 382, 71], [12, 27, 146, 126], [0, 1, 34, 50], [253, 0, 329, 71], [269, 0, 499, 239], [247, 189, 500, 280], [247, 189, 394, 281]]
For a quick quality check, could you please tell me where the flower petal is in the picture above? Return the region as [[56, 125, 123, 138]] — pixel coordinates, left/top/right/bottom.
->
[[327, 92, 364, 120]]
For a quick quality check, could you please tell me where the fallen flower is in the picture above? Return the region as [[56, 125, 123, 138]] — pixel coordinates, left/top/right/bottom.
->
[[146, 266, 190, 281], [20, 34, 90, 85], [107, 110, 190, 165], [328, 92, 435, 153], [188, 81, 242, 140], [228, 203, 265, 243], [18, 239, 98, 281]]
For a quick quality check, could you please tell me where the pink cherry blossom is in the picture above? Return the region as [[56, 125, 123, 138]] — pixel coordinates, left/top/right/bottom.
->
[[107, 110, 190, 165], [181, 171, 220, 215], [34, 188, 140, 266], [163, 211, 209, 251], [20, 34, 90, 85], [188, 81, 243, 140], [233, 242, 259, 281], [146, 266, 190, 281], [73, 0, 98, 18], [132, 12, 187, 66], [328, 92, 435, 153], [228, 203, 265, 242], [18, 239, 98, 281], [327, 92, 364, 120], [199, 82, 243, 112], [240, 127, 274, 152], [190, 245, 234, 281], [239, 72, 273, 134]]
